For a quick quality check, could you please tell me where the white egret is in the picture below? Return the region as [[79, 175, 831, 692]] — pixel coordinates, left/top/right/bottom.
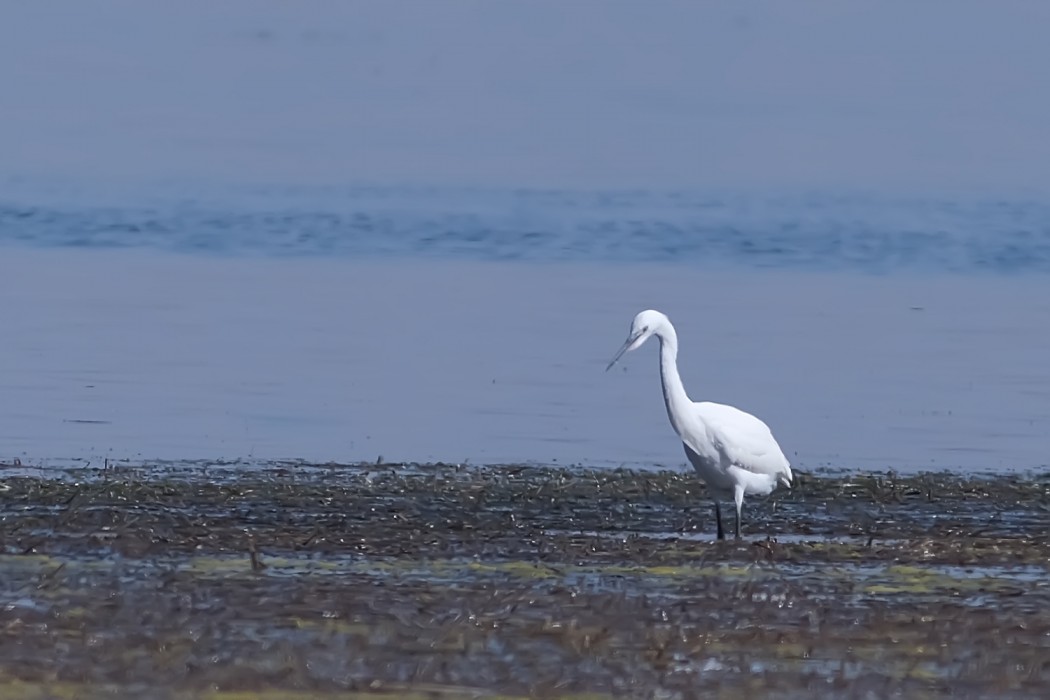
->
[[606, 309, 792, 540]]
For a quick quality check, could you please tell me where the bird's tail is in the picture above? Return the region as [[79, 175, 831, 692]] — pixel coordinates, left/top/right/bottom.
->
[[779, 465, 794, 489]]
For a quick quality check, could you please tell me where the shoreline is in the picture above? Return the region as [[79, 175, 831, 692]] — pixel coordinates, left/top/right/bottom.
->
[[1, 463, 1047, 697]]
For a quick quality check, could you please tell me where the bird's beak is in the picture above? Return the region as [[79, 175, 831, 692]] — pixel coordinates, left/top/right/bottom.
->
[[605, 333, 640, 372]]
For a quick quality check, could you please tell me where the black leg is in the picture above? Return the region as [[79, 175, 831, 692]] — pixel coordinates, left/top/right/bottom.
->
[[715, 501, 725, 541], [734, 497, 743, 539]]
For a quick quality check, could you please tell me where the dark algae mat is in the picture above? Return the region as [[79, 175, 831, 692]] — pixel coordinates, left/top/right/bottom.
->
[[1, 461, 1048, 698]]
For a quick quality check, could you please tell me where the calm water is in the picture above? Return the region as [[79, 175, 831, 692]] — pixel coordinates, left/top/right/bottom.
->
[[2, 2, 1050, 473], [1, 241, 1049, 473]]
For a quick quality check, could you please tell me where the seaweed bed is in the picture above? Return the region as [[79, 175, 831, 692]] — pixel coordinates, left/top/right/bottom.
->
[[1, 460, 1049, 699]]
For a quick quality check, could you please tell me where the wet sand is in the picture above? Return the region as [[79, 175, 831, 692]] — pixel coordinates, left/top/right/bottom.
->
[[1, 461, 1048, 698]]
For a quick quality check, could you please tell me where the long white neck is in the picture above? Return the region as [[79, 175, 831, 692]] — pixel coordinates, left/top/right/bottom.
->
[[655, 321, 693, 438]]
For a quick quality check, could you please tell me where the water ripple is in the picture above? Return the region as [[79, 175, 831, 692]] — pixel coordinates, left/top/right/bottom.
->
[[3, 189, 1050, 274]]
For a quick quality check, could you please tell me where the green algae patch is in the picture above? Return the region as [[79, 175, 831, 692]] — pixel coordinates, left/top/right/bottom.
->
[[463, 560, 560, 579], [585, 562, 761, 579], [0, 680, 88, 700], [0, 553, 67, 572], [859, 563, 1038, 596], [289, 617, 373, 637]]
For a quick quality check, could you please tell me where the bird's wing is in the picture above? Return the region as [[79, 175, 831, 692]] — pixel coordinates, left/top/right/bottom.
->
[[693, 401, 790, 477]]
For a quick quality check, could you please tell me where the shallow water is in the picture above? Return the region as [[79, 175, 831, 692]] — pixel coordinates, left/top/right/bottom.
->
[[2, 248, 1049, 472]]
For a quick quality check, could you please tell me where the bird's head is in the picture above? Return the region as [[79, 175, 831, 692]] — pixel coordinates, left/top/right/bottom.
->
[[605, 309, 669, 371]]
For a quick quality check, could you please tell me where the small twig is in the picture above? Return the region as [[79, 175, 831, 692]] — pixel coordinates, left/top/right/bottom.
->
[[299, 526, 322, 549], [247, 534, 267, 571]]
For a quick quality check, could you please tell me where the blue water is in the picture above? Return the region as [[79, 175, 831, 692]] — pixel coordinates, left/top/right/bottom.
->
[[3, 186, 1050, 473], [4, 188, 1050, 274], [4, 2, 1050, 473]]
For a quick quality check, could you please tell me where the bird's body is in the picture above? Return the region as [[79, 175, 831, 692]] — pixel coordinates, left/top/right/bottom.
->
[[607, 309, 791, 539]]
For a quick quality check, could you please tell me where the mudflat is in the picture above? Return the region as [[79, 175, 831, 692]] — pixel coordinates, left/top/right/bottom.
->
[[1, 461, 1048, 698]]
